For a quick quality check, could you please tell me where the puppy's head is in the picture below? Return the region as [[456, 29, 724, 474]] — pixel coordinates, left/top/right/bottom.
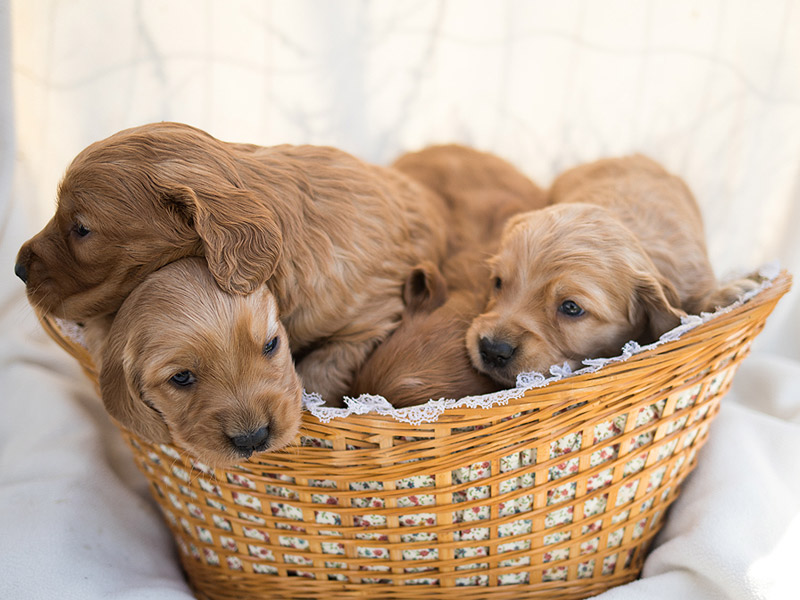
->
[[466, 205, 685, 387], [352, 262, 500, 406], [15, 122, 282, 321], [99, 258, 302, 467]]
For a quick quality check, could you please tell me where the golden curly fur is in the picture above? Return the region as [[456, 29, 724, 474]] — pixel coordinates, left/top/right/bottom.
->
[[391, 143, 547, 256], [14, 122, 448, 401], [97, 258, 303, 467], [467, 154, 756, 387]]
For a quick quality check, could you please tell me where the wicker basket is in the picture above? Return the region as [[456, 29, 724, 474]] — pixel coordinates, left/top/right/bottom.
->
[[39, 271, 791, 600]]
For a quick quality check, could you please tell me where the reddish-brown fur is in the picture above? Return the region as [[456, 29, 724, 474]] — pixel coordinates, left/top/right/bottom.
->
[[351, 145, 547, 406], [351, 257, 501, 406], [15, 122, 448, 401], [392, 143, 547, 256], [467, 154, 756, 387], [97, 258, 302, 467]]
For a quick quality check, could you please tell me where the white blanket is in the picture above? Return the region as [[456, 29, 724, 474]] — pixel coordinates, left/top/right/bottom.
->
[[2, 2, 799, 599]]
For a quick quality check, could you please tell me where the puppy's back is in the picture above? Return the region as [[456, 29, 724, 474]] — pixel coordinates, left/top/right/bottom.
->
[[393, 144, 548, 261], [393, 144, 545, 210], [549, 154, 703, 223], [548, 155, 716, 314]]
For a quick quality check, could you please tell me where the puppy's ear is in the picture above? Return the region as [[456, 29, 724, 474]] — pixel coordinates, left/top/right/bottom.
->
[[403, 262, 448, 314], [632, 272, 686, 343], [99, 319, 171, 443], [166, 186, 283, 295]]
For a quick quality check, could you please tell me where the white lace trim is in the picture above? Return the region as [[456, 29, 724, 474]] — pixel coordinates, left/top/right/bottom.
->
[[305, 262, 780, 425], [51, 263, 780, 427]]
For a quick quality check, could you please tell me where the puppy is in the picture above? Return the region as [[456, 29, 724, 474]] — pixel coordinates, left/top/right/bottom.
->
[[467, 154, 755, 387], [351, 145, 547, 405], [97, 258, 302, 467], [351, 258, 501, 407], [14, 122, 447, 401]]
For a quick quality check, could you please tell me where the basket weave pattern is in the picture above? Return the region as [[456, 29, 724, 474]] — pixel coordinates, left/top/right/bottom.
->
[[40, 272, 791, 600]]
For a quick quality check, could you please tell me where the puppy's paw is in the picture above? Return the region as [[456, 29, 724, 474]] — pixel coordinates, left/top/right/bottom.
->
[[703, 276, 760, 311]]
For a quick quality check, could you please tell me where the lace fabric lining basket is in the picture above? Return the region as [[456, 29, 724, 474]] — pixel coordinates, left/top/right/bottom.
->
[[38, 270, 791, 600]]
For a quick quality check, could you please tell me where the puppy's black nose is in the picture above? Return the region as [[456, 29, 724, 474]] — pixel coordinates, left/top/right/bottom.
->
[[478, 337, 516, 368], [230, 426, 271, 457], [14, 261, 28, 284]]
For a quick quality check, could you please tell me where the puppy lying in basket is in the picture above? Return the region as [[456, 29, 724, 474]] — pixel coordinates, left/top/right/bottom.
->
[[468, 154, 757, 387], [94, 258, 302, 467], [13, 122, 447, 401]]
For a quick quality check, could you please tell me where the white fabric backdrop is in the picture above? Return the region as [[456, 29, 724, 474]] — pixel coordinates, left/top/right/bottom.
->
[[1, 1, 799, 598]]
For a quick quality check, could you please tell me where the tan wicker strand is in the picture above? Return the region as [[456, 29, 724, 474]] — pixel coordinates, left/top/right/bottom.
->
[[37, 271, 792, 600]]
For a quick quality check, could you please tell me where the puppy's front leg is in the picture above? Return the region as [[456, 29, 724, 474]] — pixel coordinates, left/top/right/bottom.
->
[[699, 276, 761, 313], [295, 338, 381, 407]]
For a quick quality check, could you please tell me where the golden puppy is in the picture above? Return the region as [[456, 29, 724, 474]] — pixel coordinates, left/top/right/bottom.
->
[[14, 122, 447, 401], [351, 259, 501, 407], [467, 154, 755, 387], [98, 258, 302, 467]]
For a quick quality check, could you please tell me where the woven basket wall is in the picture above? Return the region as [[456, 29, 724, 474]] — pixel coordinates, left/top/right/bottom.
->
[[39, 271, 791, 600]]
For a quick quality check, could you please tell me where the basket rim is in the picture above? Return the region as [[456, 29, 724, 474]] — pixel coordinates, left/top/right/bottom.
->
[[303, 269, 792, 425]]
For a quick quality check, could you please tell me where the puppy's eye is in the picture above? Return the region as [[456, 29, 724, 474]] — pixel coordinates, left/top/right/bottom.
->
[[559, 300, 585, 317], [263, 336, 279, 356], [72, 223, 91, 238], [169, 370, 196, 387], [493, 277, 502, 291]]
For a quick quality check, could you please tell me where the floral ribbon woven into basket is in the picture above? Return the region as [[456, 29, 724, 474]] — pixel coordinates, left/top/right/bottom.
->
[[38, 271, 792, 600]]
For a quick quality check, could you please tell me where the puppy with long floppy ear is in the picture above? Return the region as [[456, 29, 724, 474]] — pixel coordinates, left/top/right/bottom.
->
[[467, 204, 686, 387], [14, 122, 448, 402], [467, 155, 754, 387], [351, 260, 501, 407], [99, 258, 303, 467]]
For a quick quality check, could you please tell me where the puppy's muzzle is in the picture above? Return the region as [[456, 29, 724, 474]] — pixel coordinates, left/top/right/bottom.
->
[[230, 425, 271, 458], [478, 337, 516, 369]]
